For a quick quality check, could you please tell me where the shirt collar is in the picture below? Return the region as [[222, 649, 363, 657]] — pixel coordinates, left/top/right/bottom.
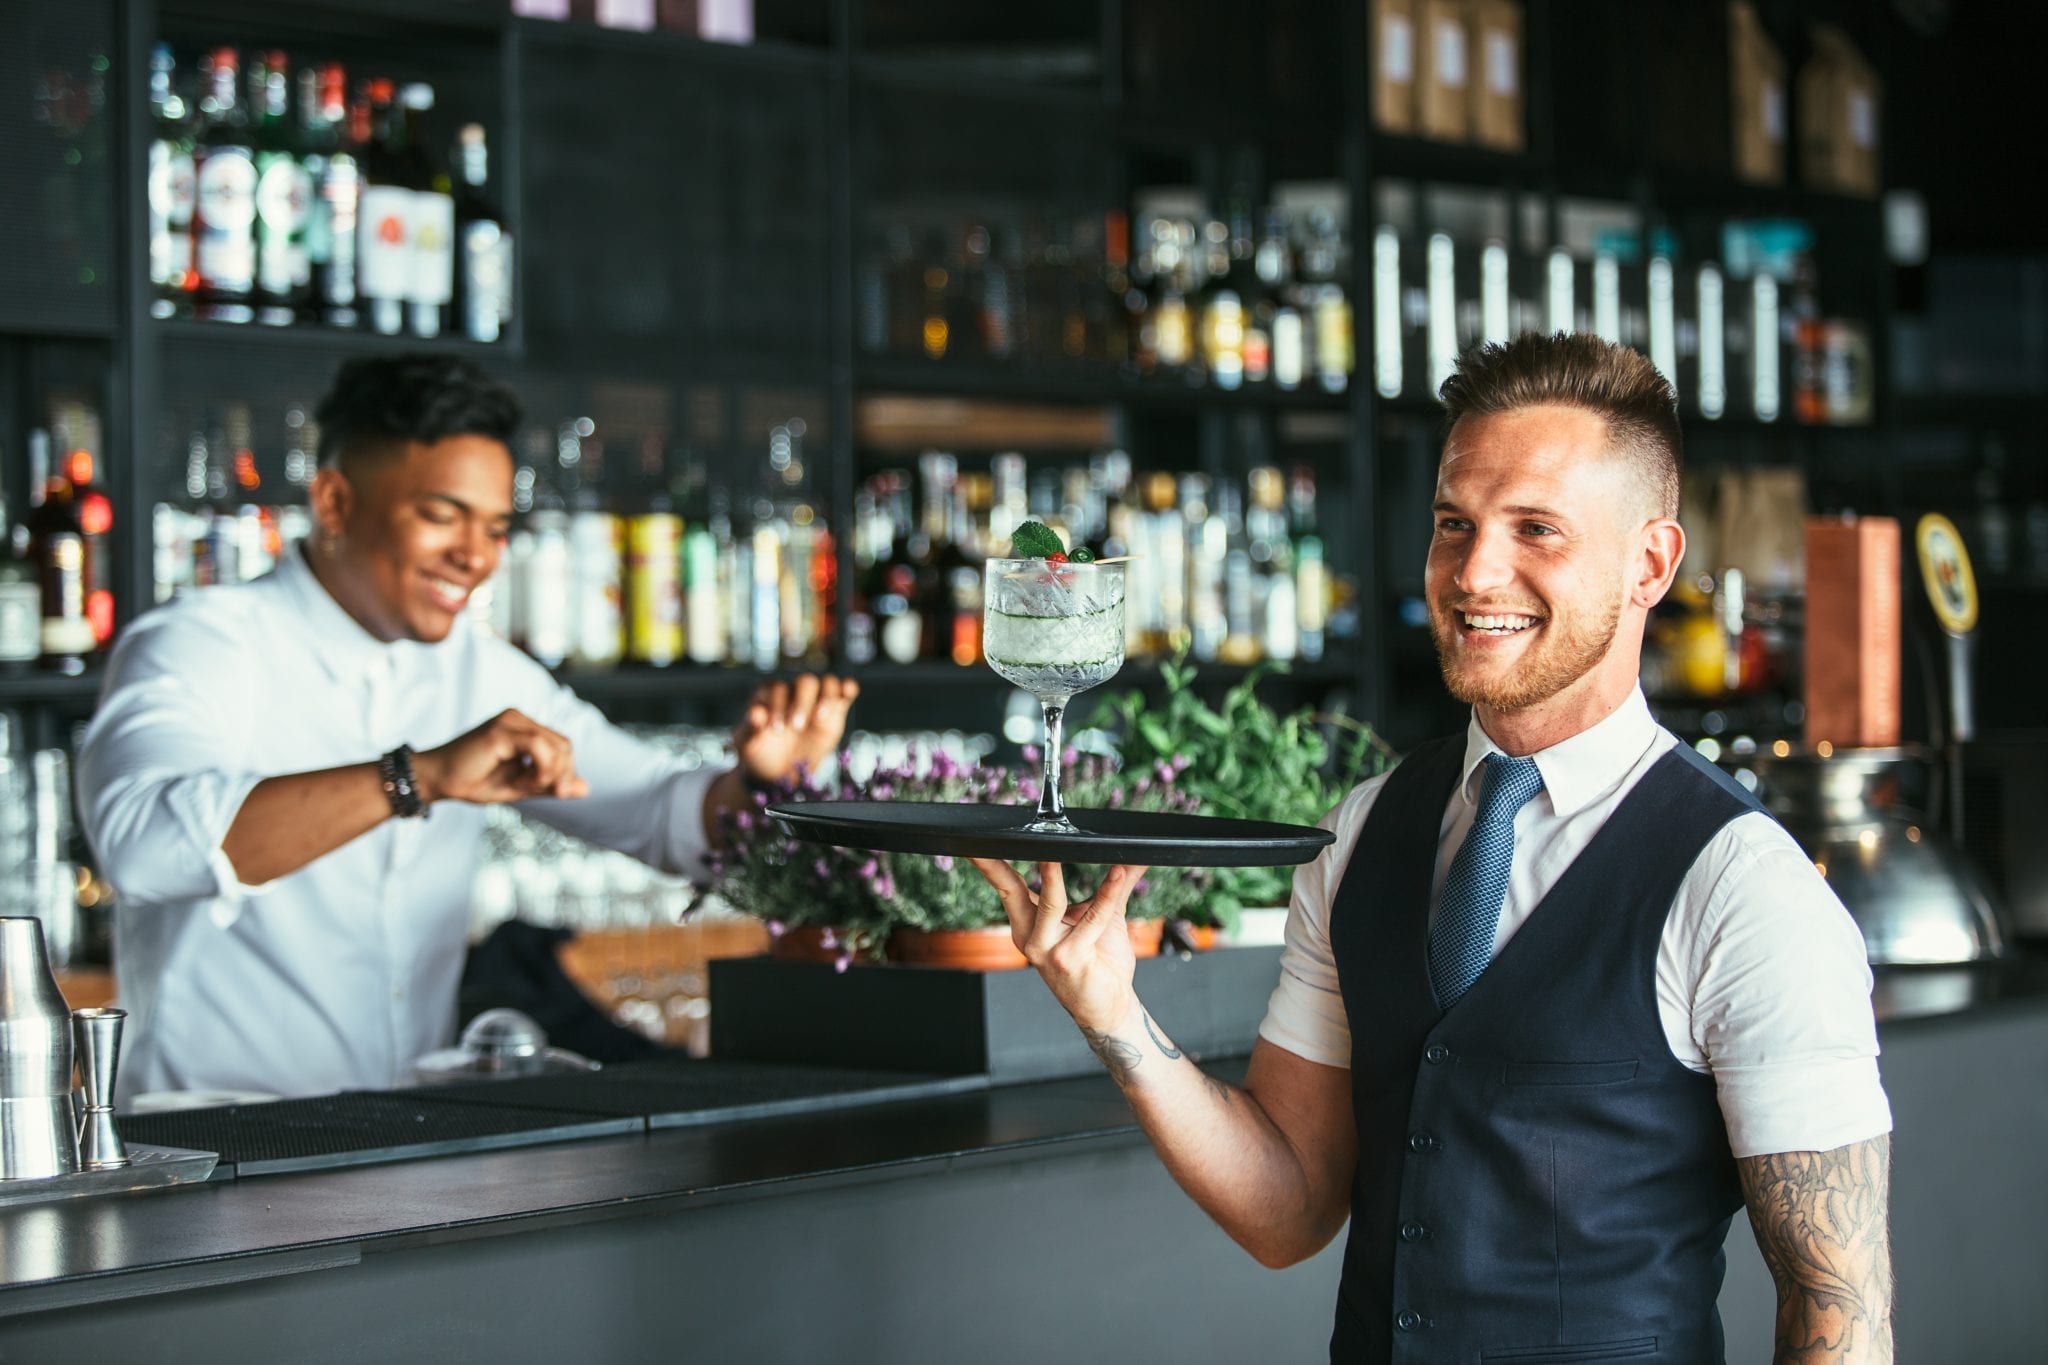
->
[[271, 543, 411, 683], [1457, 688, 1661, 819]]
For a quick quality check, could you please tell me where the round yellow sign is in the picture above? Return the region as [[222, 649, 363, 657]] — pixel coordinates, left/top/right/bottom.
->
[[1915, 513, 1978, 636]]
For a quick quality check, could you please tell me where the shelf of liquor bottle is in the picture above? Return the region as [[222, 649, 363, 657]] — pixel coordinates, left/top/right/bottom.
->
[[515, 15, 832, 75], [151, 317, 519, 361], [855, 357, 1353, 413], [0, 667, 104, 707], [848, 656, 1365, 692]]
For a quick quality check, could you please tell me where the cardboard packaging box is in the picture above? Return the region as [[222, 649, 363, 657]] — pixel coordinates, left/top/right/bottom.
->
[[1804, 515, 1901, 749], [1729, 0, 1787, 184], [1469, 0, 1524, 151], [1418, 0, 1472, 142], [1798, 24, 1882, 196], [1372, 0, 1419, 134]]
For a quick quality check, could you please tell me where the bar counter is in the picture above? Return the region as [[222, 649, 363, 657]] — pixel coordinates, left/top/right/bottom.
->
[[3, 968, 2046, 1362]]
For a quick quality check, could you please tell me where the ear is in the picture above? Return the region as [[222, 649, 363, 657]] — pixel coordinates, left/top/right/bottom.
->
[[308, 466, 353, 542], [1633, 517, 1685, 609]]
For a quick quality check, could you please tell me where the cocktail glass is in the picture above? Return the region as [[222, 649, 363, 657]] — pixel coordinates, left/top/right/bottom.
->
[[983, 557, 1127, 834]]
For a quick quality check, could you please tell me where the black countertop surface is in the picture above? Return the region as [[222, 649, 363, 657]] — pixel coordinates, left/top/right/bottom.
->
[[6, 956, 2047, 1315]]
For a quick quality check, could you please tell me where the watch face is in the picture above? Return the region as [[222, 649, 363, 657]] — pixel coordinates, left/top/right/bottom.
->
[[1915, 513, 1978, 637]]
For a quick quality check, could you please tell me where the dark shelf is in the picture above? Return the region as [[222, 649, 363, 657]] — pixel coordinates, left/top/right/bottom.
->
[[159, 0, 505, 39], [1368, 134, 1550, 189], [856, 357, 1353, 412], [153, 317, 519, 361], [0, 668, 105, 706], [1892, 393, 2048, 429], [853, 56, 1104, 112], [552, 665, 777, 702], [851, 657, 1366, 691], [516, 16, 832, 75]]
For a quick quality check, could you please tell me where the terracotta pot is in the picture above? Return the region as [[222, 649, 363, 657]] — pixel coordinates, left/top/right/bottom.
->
[[889, 926, 1028, 971], [1127, 918, 1165, 958], [769, 925, 852, 964], [1184, 925, 1219, 953]]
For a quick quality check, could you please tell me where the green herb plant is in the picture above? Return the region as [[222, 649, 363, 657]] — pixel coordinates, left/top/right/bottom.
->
[[1087, 654, 1398, 929]]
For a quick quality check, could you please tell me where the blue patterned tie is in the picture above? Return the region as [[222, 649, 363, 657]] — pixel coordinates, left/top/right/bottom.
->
[[1429, 753, 1546, 1009]]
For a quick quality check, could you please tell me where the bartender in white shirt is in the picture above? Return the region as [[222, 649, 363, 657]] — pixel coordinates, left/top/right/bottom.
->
[[77, 354, 856, 1101]]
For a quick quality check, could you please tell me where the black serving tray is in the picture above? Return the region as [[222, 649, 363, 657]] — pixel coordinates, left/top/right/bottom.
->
[[767, 801, 1333, 867]]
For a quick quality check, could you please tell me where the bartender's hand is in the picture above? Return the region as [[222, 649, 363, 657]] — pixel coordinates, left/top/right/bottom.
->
[[732, 674, 860, 785], [970, 860, 1149, 1034], [415, 708, 590, 806]]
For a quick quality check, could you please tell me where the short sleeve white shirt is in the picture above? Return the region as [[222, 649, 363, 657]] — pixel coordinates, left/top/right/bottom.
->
[[1256, 689, 1892, 1159]]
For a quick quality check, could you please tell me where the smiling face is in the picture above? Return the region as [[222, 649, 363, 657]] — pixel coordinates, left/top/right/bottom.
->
[[1426, 403, 1684, 751], [308, 433, 515, 644]]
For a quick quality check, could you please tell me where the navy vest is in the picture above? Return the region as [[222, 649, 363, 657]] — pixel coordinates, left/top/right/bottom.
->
[[1327, 736, 1767, 1364]]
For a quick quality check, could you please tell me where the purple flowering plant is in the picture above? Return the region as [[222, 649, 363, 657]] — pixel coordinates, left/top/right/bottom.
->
[[702, 744, 1217, 960]]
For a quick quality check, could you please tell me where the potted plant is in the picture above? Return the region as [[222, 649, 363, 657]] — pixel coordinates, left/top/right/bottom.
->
[[1087, 655, 1397, 945], [705, 746, 1213, 970]]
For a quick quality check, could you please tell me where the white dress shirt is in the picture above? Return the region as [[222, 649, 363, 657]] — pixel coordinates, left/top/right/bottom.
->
[[1258, 688, 1893, 1159], [78, 547, 717, 1101]]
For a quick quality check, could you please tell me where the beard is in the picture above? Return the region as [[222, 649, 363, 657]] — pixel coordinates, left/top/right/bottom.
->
[[1429, 588, 1623, 711]]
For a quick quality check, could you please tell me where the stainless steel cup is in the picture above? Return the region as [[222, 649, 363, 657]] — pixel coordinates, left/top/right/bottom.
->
[[1, 916, 80, 1180], [71, 1006, 128, 1170]]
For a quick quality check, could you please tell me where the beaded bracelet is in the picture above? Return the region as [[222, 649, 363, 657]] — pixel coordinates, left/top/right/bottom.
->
[[379, 744, 426, 819]]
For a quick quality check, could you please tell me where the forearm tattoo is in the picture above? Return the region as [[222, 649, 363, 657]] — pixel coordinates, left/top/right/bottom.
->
[[1737, 1137, 1894, 1364], [1080, 1027, 1144, 1088], [1142, 1012, 1182, 1060]]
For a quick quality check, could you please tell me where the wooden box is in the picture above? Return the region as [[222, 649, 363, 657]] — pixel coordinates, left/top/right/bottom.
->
[[1418, 0, 1472, 142], [1804, 515, 1901, 749]]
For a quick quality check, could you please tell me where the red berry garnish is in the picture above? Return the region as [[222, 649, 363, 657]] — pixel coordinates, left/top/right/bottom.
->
[[1046, 552, 1068, 564]]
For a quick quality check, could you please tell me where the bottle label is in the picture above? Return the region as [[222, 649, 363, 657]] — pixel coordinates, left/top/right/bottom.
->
[[195, 148, 258, 292], [0, 580, 38, 663], [148, 140, 195, 287], [319, 156, 361, 307], [357, 184, 415, 302], [626, 514, 683, 665], [255, 154, 314, 296], [462, 219, 509, 342], [410, 190, 456, 307]]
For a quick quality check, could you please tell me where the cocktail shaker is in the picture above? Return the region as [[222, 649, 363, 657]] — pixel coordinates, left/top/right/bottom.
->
[[1, 916, 80, 1180]]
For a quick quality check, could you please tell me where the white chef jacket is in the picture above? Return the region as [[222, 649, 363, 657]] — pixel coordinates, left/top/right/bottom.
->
[[77, 546, 718, 1101], [1258, 688, 1893, 1159]]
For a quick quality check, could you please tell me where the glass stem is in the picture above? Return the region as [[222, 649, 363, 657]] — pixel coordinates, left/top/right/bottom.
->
[[1037, 702, 1066, 823]]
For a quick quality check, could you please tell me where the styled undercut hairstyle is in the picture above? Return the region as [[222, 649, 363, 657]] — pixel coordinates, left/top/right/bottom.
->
[[1438, 332, 1683, 519], [313, 353, 522, 471]]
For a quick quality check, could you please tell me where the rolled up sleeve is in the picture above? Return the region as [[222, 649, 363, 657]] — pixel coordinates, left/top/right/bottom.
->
[[514, 676, 721, 879], [76, 620, 273, 907]]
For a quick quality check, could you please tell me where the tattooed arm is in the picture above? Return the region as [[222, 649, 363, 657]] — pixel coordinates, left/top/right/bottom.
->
[[1736, 1137, 1895, 1364], [974, 859, 1357, 1268]]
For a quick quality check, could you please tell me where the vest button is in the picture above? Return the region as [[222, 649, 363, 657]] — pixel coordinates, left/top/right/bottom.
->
[[1424, 1044, 1451, 1064], [1396, 1309, 1427, 1332], [1407, 1132, 1435, 1153], [1400, 1221, 1429, 1242]]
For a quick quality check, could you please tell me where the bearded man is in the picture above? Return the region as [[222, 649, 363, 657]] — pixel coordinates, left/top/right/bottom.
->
[[971, 333, 1894, 1363]]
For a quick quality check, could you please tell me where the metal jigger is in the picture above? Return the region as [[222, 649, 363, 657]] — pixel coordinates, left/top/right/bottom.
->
[[70, 1007, 128, 1170]]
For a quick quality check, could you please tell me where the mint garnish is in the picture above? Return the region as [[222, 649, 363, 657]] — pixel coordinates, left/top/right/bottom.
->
[[1010, 520, 1064, 559]]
